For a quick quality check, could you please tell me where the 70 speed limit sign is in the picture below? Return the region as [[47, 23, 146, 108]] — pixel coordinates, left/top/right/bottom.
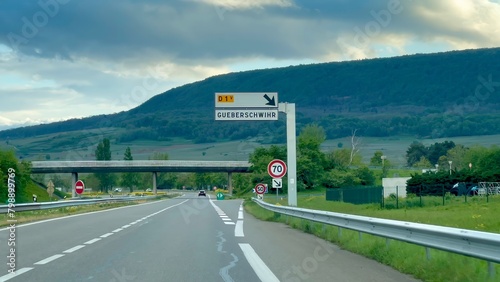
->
[[267, 159, 287, 178]]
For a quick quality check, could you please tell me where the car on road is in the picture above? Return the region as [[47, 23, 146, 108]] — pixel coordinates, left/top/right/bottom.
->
[[198, 190, 206, 196], [114, 188, 122, 192]]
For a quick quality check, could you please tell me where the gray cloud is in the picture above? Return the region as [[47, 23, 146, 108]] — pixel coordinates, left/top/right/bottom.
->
[[0, 0, 499, 127]]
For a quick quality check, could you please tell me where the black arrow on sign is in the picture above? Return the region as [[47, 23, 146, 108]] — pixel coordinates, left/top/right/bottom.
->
[[263, 94, 276, 106]]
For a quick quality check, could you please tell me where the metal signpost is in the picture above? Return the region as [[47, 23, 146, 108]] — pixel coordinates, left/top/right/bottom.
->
[[215, 92, 297, 206], [268, 159, 287, 202]]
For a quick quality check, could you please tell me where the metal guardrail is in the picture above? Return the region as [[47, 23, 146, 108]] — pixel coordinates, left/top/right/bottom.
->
[[252, 198, 500, 264], [0, 196, 158, 213]]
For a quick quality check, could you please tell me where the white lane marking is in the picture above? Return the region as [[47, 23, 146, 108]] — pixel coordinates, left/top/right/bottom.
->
[[84, 238, 101, 245], [0, 267, 34, 282], [112, 228, 123, 233], [224, 222, 235, 225], [63, 245, 85, 253], [220, 215, 229, 218], [222, 218, 232, 221], [238, 204, 244, 220], [235, 220, 244, 237], [0, 199, 171, 231], [34, 254, 65, 265], [239, 244, 279, 282], [122, 224, 131, 228], [100, 233, 114, 238]]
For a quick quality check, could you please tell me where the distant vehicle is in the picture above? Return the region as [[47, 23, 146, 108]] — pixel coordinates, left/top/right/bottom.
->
[[146, 188, 152, 192], [450, 183, 478, 196], [198, 190, 206, 197], [114, 188, 122, 192]]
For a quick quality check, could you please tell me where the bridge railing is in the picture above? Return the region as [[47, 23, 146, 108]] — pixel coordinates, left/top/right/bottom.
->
[[252, 198, 500, 275]]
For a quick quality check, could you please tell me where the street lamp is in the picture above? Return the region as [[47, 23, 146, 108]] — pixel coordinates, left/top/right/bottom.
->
[[448, 160, 452, 175], [435, 164, 439, 172], [381, 155, 386, 166]]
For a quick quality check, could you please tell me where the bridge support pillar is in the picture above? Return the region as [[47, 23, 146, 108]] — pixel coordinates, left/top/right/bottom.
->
[[228, 172, 233, 195], [71, 172, 78, 198], [152, 172, 157, 195]]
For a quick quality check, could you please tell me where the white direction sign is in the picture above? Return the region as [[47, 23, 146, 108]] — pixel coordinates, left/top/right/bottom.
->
[[215, 92, 278, 108], [215, 109, 278, 121], [272, 178, 282, 189], [268, 159, 287, 178]]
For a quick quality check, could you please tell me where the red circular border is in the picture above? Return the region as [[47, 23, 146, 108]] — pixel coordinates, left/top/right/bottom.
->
[[75, 180, 85, 194], [255, 183, 266, 194], [267, 159, 287, 178]]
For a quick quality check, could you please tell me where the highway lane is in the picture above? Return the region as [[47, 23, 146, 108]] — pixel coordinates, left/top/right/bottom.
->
[[0, 193, 420, 281]]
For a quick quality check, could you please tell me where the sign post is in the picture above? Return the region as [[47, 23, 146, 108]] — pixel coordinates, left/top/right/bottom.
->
[[268, 159, 287, 203], [47, 180, 55, 200], [214, 92, 298, 206], [75, 180, 85, 196]]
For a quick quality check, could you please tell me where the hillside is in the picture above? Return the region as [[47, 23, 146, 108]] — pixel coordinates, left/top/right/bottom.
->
[[1, 47, 500, 146]]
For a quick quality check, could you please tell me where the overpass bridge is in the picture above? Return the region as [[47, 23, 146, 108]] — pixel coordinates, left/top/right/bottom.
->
[[31, 161, 251, 197]]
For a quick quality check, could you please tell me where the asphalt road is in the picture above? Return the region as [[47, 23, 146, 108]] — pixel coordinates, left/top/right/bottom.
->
[[0, 193, 420, 281]]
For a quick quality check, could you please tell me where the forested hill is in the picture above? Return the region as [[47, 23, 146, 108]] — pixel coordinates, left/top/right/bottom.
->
[[2, 47, 500, 143]]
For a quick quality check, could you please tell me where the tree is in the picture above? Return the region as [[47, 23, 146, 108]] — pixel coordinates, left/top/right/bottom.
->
[[94, 138, 115, 192], [370, 151, 384, 166], [297, 125, 327, 190], [413, 156, 432, 169], [446, 144, 468, 170], [349, 129, 361, 166], [121, 147, 140, 192], [0, 149, 32, 203], [406, 141, 427, 167]]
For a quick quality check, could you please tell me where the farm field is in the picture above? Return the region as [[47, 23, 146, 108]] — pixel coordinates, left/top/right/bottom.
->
[[2, 130, 499, 165]]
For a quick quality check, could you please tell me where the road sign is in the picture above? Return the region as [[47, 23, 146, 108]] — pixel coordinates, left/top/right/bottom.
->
[[47, 180, 55, 198], [272, 178, 282, 189], [215, 92, 278, 108], [255, 183, 266, 195], [215, 109, 278, 121], [268, 159, 287, 178], [75, 180, 85, 195], [216, 192, 224, 200]]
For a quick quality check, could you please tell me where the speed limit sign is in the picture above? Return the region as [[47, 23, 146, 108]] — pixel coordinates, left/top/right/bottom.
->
[[267, 159, 287, 178], [255, 183, 267, 195]]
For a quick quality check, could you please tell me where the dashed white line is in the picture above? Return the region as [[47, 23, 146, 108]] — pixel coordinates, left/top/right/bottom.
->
[[0, 267, 34, 282], [239, 243, 279, 282], [34, 254, 65, 265], [63, 245, 85, 253], [84, 238, 101, 245], [235, 220, 244, 237], [100, 232, 114, 238], [122, 224, 131, 228], [112, 228, 123, 232], [222, 218, 232, 221], [224, 222, 236, 225]]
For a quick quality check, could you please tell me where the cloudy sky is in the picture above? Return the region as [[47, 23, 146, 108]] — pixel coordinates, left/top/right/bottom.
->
[[0, 0, 499, 130]]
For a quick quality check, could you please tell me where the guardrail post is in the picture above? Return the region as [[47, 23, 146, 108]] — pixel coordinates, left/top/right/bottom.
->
[[425, 247, 431, 260], [488, 262, 495, 279], [386, 238, 391, 249], [338, 227, 342, 238], [358, 231, 362, 241]]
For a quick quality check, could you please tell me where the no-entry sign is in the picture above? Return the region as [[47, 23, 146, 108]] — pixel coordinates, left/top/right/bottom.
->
[[75, 180, 85, 195], [267, 159, 287, 178]]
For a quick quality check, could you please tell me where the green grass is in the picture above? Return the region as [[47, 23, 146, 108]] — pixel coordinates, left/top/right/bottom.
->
[[244, 193, 500, 281]]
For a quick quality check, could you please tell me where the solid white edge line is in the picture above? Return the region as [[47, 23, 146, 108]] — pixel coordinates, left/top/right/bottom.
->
[[112, 228, 123, 233], [84, 238, 101, 244], [238, 211, 244, 220], [0, 267, 34, 282], [239, 244, 279, 282], [100, 232, 114, 238], [235, 220, 244, 237], [122, 224, 131, 228], [34, 254, 65, 265], [63, 245, 85, 253]]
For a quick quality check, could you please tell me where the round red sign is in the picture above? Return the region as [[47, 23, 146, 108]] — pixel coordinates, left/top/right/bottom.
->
[[75, 180, 85, 195], [267, 159, 287, 178]]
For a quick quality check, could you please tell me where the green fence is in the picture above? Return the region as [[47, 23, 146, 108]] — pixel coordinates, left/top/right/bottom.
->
[[326, 186, 383, 205]]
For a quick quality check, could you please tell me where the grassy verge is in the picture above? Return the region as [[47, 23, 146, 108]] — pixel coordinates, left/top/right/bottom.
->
[[1, 194, 178, 228], [244, 195, 500, 282]]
